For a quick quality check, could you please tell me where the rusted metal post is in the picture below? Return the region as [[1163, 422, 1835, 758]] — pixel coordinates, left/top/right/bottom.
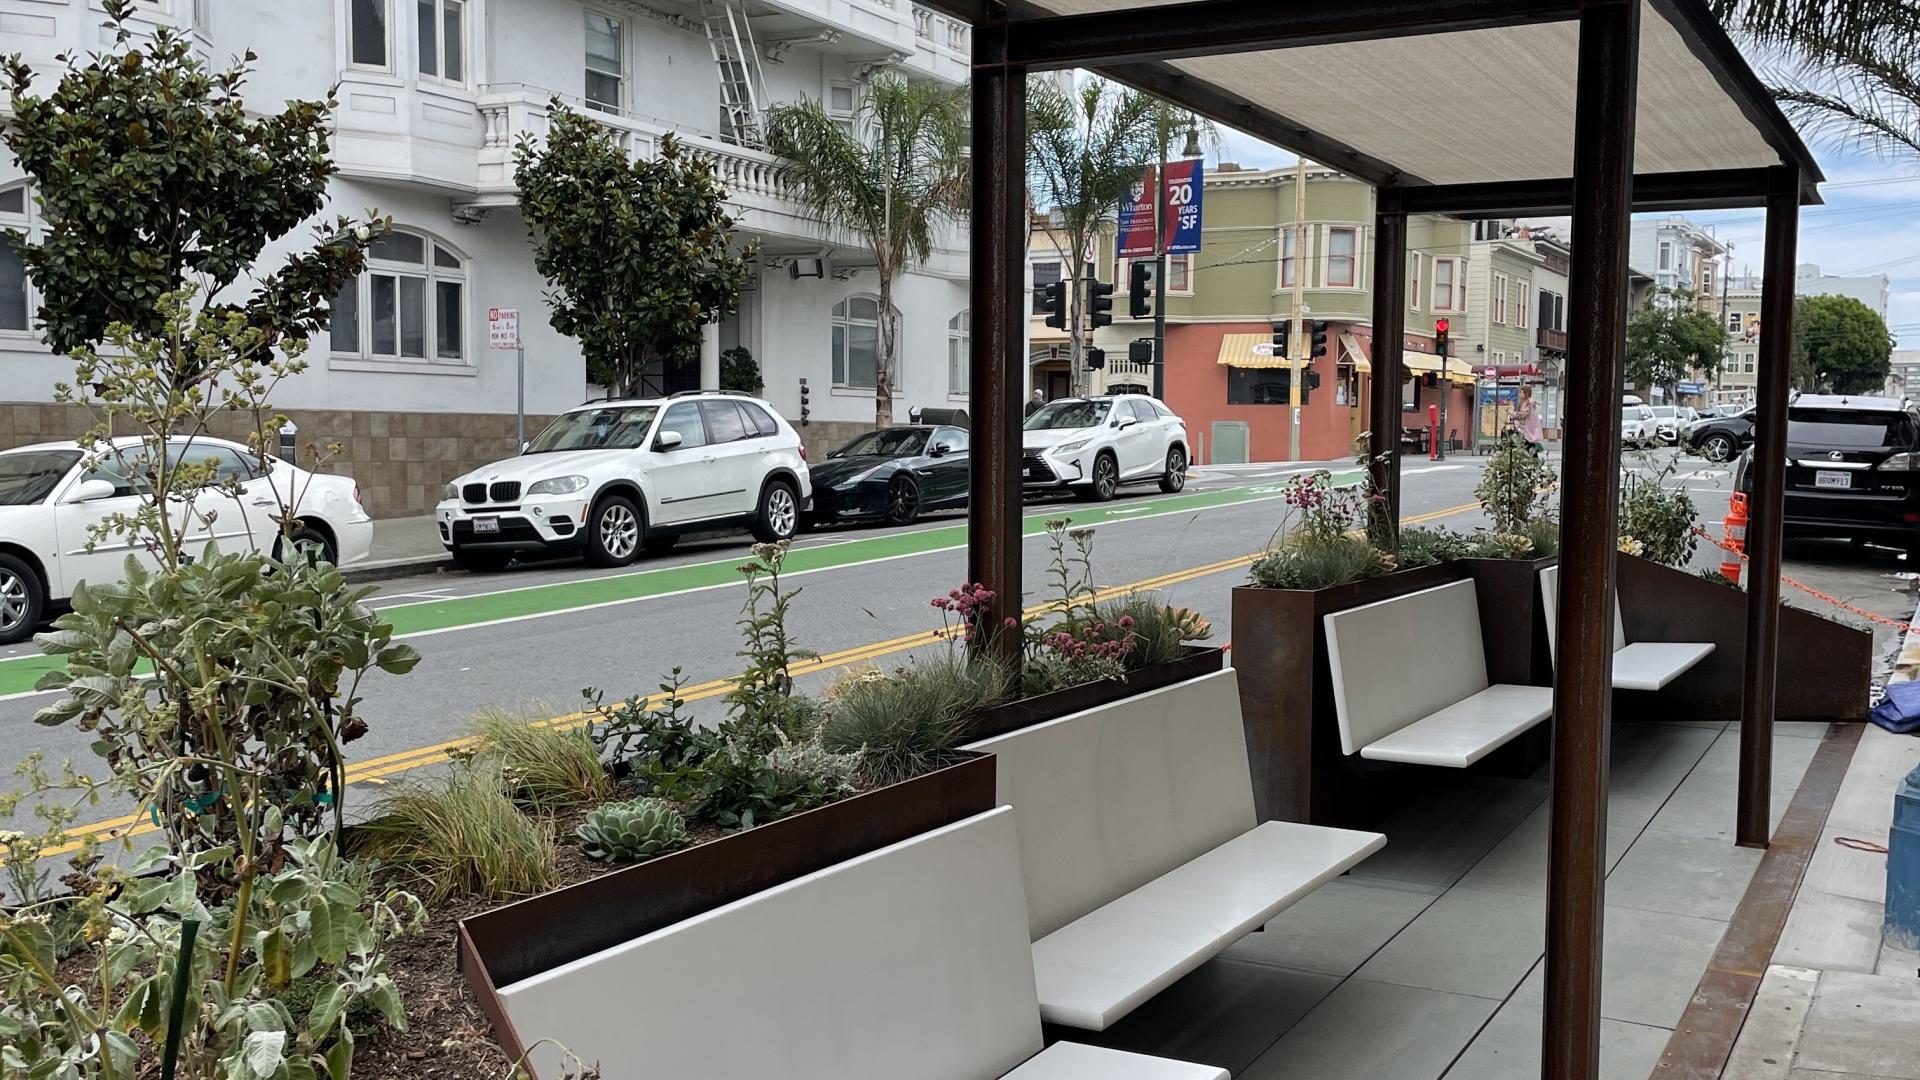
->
[[967, 18, 1026, 664], [1738, 164, 1800, 848], [1544, 1, 1638, 1077], [1368, 191, 1407, 545]]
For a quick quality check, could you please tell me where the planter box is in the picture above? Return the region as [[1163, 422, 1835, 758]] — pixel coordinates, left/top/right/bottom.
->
[[963, 645, 1227, 741], [457, 752, 997, 1068], [1231, 558, 1556, 826], [1615, 554, 1871, 721]]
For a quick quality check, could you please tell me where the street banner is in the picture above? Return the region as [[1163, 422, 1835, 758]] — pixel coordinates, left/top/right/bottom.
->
[[1117, 159, 1204, 257]]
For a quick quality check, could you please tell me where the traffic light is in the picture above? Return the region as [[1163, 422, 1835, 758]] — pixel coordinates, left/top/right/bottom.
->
[[1042, 280, 1066, 330], [1434, 317, 1450, 358], [1306, 367, 1323, 392], [798, 378, 811, 426], [1086, 346, 1107, 371], [1271, 320, 1291, 358], [1128, 338, 1154, 364], [1129, 262, 1153, 319], [1309, 320, 1330, 359], [1089, 280, 1115, 329]]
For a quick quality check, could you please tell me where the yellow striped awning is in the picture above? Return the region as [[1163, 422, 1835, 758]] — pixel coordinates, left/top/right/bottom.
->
[[1403, 353, 1477, 385], [1341, 333, 1370, 372], [1216, 332, 1289, 369]]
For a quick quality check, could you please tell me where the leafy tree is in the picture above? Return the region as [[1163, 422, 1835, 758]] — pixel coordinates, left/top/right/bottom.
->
[[515, 103, 752, 396], [766, 76, 969, 426], [1791, 293, 1894, 393], [1711, 0, 1920, 161], [2, 0, 381, 378], [1624, 287, 1729, 396], [720, 346, 763, 393]]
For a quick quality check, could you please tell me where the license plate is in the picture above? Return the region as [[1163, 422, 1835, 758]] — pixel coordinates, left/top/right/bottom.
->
[[1814, 470, 1851, 490], [473, 516, 501, 534]]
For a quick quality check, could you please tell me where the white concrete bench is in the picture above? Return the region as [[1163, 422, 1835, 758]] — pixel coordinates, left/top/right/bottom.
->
[[495, 807, 1227, 1080], [963, 670, 1384, 1032], [1540, 564, 1715, 690], [1324, 578, 1556, 767]]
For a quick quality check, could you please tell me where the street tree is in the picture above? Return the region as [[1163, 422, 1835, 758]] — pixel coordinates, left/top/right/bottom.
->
[[1624, 288, 1730, 398], [515, 104, 752, 397], [2, 0, 382, 385], [1710, 0, 1920, 161], [1790, 293, 1894, 393], [765, 76, 969, 426]]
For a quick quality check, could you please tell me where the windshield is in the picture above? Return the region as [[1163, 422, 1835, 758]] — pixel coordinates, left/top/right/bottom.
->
[[835, 429, 928, 458], [1620, 408, 1640, 423], [1788, 409, 1918, 450], [1651, 407, 1677, 419], [1025, 401, 1112, 431], [0, 450, 81, 506], [526, 406, 660, 453]]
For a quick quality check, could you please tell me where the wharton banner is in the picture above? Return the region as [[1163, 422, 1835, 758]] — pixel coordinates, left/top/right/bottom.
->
[[1117, 159, 1204, 258]]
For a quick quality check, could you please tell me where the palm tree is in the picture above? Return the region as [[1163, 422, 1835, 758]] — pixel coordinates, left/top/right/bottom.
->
[[765, 76, 968, 427], [1711, 0, 1920, 160]]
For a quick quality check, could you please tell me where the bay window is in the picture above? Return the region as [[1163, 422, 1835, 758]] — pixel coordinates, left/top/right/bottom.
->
[[417, 0, 465, 83], [1326, 226, 1356, 287], [350, 0, 390, 69], [328, 230, 467, 363], [1278, 227, 1298, 288]]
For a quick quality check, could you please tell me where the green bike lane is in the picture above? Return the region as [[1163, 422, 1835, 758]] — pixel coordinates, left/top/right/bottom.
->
[[0, 475, 1352, 699]]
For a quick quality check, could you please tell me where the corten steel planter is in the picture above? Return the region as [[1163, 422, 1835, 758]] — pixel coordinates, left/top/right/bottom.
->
[[1614, 555, 1871, 722], [456, 752, 997, 1070], [963, 644, 1227, 741]]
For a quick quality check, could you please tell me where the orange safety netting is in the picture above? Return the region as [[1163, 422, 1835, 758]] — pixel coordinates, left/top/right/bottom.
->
[[1691, 522, 1919, 634]]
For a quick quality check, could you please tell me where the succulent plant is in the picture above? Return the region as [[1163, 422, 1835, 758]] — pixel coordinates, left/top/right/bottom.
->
[[575, 797, 689, 862]]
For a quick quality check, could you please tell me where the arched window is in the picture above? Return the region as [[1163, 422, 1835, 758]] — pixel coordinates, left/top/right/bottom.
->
[[0, 182, 36, 333], [832, 295, 897, 390], [329, 230, 468, 363], [947, 311, 968, 395]]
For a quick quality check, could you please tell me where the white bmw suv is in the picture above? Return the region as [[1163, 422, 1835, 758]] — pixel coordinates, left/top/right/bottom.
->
[[438, 392, 811, 571], [1022, 394, 1189, 501]]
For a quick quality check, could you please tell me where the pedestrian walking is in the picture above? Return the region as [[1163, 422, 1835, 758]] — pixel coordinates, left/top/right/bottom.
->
[[1024, 389, 1046, 419], [1509, 384, 1544, 454]]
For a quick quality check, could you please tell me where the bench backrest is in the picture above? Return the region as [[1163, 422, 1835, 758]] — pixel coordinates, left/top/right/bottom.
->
[[1323, 579, 1492, 755], [1539, 564, 1627, 659], [961, 669, 1256, 940], [496, 807, 1043, 1080]]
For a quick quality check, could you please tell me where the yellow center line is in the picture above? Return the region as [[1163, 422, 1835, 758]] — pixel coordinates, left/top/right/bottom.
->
[[29, 499, 1482, 856]]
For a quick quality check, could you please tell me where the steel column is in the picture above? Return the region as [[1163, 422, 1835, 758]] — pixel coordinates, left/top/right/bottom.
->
[[967, 20, 1026, 664], [1367, 193, 1407, 545], [1544, 2, 1638, 1077], [1737, 164, 1800, 848]]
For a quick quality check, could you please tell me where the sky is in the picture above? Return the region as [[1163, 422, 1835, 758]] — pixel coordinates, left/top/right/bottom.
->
[[1202, 132, 1920, 349]]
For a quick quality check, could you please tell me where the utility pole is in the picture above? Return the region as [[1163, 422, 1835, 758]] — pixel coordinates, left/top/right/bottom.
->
[[1290, 156, 1307, 462]]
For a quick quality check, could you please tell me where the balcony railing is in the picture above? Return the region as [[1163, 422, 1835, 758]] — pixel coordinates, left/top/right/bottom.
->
[[1537, 326, 1569, 352]]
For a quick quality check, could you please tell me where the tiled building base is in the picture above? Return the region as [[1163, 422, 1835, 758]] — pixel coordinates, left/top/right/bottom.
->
[[1, 402, 554, 519]]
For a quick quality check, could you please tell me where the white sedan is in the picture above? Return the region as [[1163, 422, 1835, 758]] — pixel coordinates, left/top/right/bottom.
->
[[1022, 394, 1190, 501], [0, 437, 373, 644]]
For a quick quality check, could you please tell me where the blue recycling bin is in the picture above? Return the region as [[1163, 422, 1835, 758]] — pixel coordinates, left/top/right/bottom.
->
[[1890, 763, 1920, 950]]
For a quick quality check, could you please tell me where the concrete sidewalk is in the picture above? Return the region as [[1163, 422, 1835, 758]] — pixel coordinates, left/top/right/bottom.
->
[[1722, 601, 1920, 1080], [344, 514, 451, 581]]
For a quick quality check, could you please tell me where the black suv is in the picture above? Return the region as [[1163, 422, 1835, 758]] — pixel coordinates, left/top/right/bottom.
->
[[1734, 395, 1920, 559], [1682, 405, 1755, 462]]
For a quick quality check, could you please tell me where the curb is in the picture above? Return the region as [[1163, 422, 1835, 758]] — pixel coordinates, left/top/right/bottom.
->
[[342, 554, 455, 584]]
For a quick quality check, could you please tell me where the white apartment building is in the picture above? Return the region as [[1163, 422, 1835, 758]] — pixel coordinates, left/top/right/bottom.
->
[[1628, 214, 1727, 305], [0, 0, 970, 515]]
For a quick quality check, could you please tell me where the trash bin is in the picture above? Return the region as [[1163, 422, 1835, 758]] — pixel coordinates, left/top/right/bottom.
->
[[1890, 763, 1920, 950]]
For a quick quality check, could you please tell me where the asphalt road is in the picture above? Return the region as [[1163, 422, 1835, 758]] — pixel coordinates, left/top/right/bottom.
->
[[6, 446, 1914, 853]]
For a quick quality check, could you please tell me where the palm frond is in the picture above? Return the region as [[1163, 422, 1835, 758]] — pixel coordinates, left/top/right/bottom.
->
[[1710, 0, 1920, 57]]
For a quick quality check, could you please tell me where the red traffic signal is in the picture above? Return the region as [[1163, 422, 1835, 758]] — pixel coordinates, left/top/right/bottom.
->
[[1434, 317, 1451, 358]]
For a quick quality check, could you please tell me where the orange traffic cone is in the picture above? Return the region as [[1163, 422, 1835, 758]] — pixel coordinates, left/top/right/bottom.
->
[[1720, 492, 1747, 585]]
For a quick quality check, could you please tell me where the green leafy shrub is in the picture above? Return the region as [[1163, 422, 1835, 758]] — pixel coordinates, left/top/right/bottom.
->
[[1396, 525, 1474, 568], [1526, 516, 1561, 556], [1619, 464, 1699, 567], [586, 668, 702, 776], [1092, 594, 1214, 667], [576, 797, 689, 862], [821, 653, 1011, 784], [1697, 567, 1740, 588], [471, 708, 614, 812], [725, 541, 819, 737], [655, 731, 856, 830], [719, 347, 763, 393], [1475, 442, 1556, 534], [1249, 535, 1397, 590], [354, 766, 556, 902]]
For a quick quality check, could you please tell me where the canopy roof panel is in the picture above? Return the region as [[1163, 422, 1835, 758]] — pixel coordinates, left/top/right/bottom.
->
[[970, 0, 1823, 204]]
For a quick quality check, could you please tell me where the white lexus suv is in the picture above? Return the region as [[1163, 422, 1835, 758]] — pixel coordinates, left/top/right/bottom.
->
[[437, 392, 811, 571], [1022, 394, 1189, 501]]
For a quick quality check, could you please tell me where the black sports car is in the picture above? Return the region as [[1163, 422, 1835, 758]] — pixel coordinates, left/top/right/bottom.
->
[[1682, 405, 1756, 462], [807, 425, 970, 526]]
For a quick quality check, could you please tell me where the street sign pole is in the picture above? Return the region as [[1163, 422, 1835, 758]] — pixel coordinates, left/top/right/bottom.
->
[[517, 346, 526, 447]]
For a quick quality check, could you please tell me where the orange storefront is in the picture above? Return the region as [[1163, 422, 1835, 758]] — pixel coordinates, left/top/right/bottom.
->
[[1160, 322, 1474, 465]]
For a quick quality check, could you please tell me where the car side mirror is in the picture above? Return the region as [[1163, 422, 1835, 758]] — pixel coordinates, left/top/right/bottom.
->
[[1116, 417, 1137, 430], [68, 478, 118, 503], [654, 431, 683, 452], [520, 441, 531, 454], [928, 443, 950, 458]]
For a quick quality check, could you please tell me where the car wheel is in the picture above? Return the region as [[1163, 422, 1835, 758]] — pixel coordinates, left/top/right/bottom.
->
[[1702, 434, 1734, 463], [450, 546, 514, 572], [1077, 453, 1119, 502], [274, 522, 337, 568], [587, 495, 643, 567], [0, 553, 45, 646], [751, 480, 800, 543], [884, 476, 921, 526], [1159, 446, 1187, 494], [643, 533, 679, 555]]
